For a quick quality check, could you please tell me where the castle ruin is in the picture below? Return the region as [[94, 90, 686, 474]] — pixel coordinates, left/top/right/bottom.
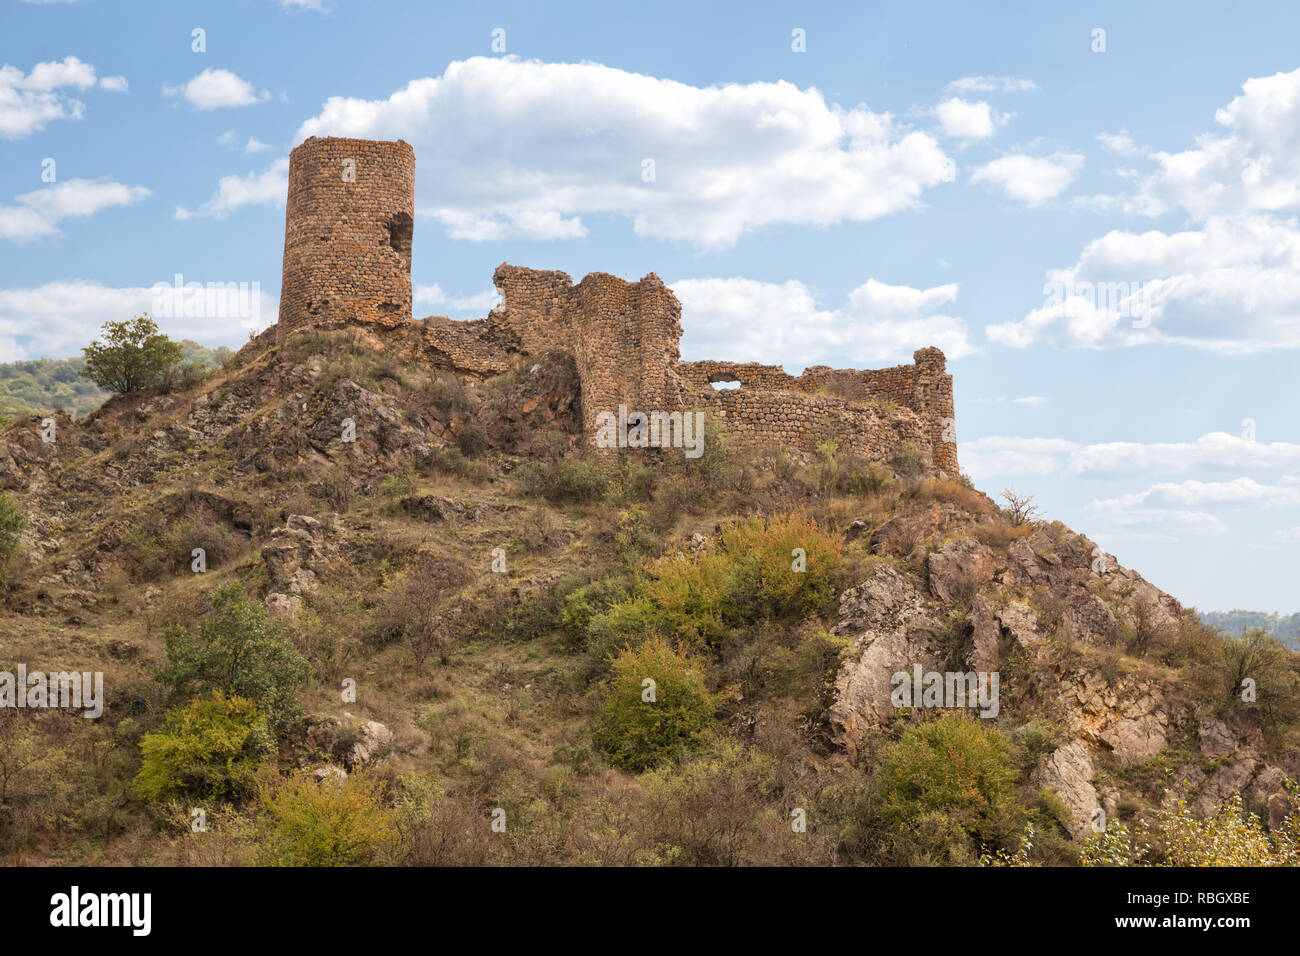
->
[[277, 136, 958, 473]]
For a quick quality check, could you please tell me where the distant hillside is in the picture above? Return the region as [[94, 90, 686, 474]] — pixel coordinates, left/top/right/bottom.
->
[[0, 340, 232, 420], [1199, 610, 1300, 649]]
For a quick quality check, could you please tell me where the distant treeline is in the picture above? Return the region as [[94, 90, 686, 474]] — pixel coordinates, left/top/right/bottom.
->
[[1198, 610, 1300, 650], [0, 341, 232, 420]]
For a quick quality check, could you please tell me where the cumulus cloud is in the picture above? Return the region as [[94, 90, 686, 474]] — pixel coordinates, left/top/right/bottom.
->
[[99, 75, 128, 93], [987, 214, 1300, 351], [279, 56, 953, 246], [164, 68, 266, 110], [946, 75, 1037, 94], [1133, 68, 1300, 219], [934, 98, 1008, 140], [971, 152, 1084, 206], [0, 55, 106, 138], [671, 275, 972, 368], [0, 179, 149, 243], [0, 279, 272, 361], [176, 157, 288, 220], [999, 68, 1300, 351]]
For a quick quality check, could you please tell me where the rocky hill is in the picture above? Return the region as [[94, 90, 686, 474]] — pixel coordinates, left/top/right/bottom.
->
[[0, 321, 1296, 866]]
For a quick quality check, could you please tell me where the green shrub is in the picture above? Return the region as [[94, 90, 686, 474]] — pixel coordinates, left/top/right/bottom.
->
[[594, 637, 717, 772], [0, 491, 24, 578], [134, 692, 271, 802], [156, 583, 310, 731], [258, 771, 397, 866], [516, 455, 610, 504], [588, 511, 844, 653], [877, 715, 1021, 851]]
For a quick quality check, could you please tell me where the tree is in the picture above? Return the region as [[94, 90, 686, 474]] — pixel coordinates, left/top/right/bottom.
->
[[1000, 488, 1040, 526], [156, 583, 311, 731], [80, 315, 184, 394]]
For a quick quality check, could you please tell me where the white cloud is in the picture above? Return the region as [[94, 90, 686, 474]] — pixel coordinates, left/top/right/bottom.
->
[[0, 179, 149, 243], [1083, 502, 1228, 535], [971, 152, 1084, 206], [671, 275, 973, 368], [244, 137, 270, 154], [164, 68, 266, 110], [1097, 130, 1137, 154], [959, 436, 1080, 479], [281, 0, 327, 9], [1133, 67, 1300, 220], [962, 432, 1300, 480], [1090, 477, 1300, 510], [946, 76, 1037, 94], [176, 157, 288, 220], [283, 56, 954, 246], [988, 214, 1300, 352], [0, 280, 272, 362], [0, 56, 105, 138], [414, 283, 500, 316], [934, 98, 1008, 140], [99, 75, 128, 93], [1003, 69, 1300, 352]]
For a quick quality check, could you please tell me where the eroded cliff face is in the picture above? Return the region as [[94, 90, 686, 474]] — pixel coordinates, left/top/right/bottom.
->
[[827, 517, 1294, 836]]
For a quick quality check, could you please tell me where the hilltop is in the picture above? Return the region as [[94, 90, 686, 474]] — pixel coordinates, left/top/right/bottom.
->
[[0, 318, 1296, 865]]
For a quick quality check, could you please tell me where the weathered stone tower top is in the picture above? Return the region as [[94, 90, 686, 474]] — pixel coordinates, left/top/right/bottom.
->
[[277, 136, 415, 342]]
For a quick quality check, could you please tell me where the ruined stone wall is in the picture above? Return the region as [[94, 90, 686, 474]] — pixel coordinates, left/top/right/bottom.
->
[[490, 264, 684, 439], [679, 347, 957, 472], [696, 388, 936, 465], [277, 137, 415, 342], [271, 136, 958, 474]]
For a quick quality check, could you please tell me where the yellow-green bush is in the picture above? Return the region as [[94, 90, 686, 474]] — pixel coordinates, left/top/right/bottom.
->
[[588, 511, 844, 653], [134, 692, 272, 803], [258, 771, 397, 867], [877, 715, 1021, 853], [593, 637, 718, 772]]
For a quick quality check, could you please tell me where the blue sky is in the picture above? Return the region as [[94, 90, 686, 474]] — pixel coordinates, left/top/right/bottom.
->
[[3, 0, 1300, 613]]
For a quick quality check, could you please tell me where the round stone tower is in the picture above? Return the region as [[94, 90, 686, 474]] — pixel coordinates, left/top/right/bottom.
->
[[276, 136, 415, 342]]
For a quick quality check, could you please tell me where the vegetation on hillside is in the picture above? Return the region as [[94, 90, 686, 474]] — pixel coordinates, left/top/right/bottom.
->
[[0, 333, 231, 421], [0, 325, 1296, 867], [1199, 610, 1300, 650]]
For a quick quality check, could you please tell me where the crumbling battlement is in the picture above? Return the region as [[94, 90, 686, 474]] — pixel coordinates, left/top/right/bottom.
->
[[276, 138, 959, 474]]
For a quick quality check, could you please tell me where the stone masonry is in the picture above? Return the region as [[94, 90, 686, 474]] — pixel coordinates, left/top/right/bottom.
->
[[277, 136, 415, 341], [275, 138, 959, 473]]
